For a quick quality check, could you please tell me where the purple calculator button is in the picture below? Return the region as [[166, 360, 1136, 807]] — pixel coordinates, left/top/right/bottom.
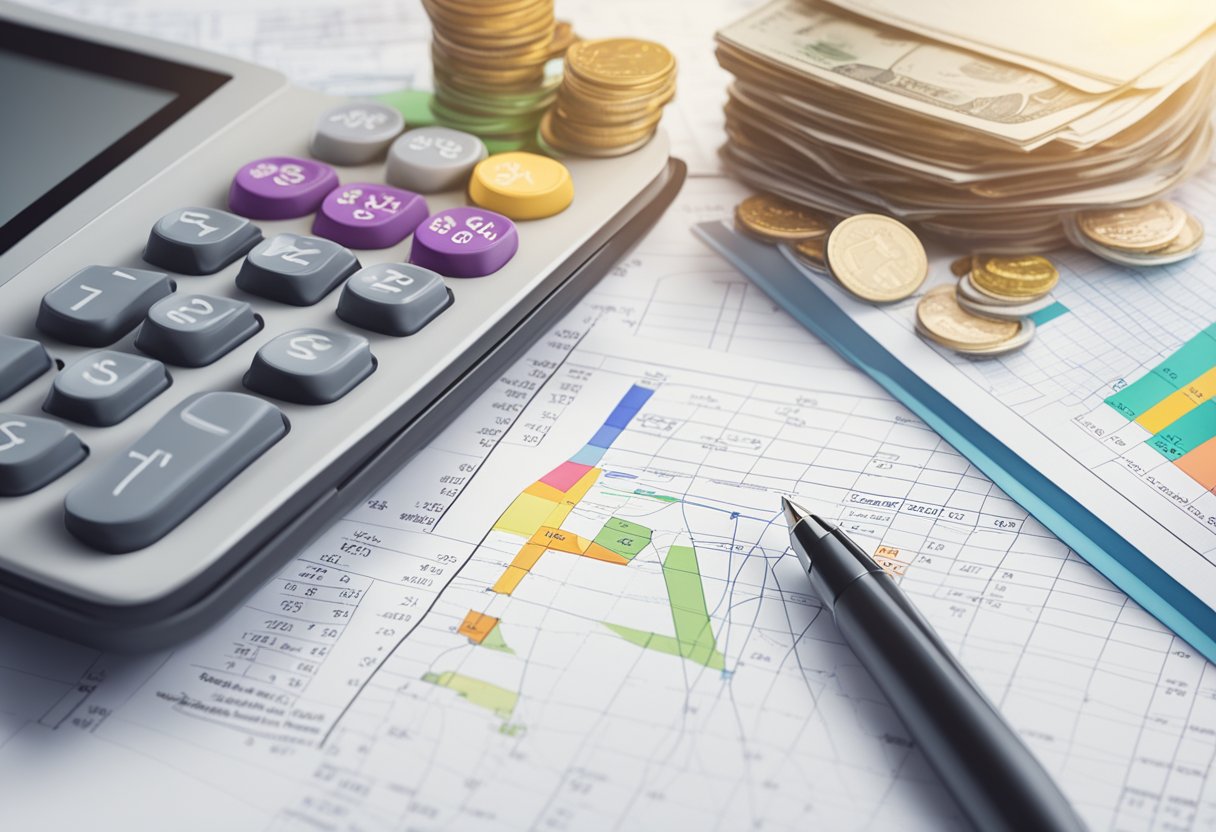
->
[[311, 183, 428, 250], [228, 156, 338, 219], [409, 207, 519, 278]]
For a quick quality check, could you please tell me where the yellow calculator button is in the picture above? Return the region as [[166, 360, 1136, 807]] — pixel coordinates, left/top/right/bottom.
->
[[468, 152, 574, 220]]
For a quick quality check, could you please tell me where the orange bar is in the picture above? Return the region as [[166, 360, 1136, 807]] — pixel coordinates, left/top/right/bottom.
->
[[529, 526, 591, 554], [1176, 435, 1216, 491], [458, 610, 500, 644], [491, 543, 547, 595], [582, 543, 630, 565]]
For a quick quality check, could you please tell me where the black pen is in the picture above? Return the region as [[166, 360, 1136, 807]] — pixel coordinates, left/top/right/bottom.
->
[[781, 497, 1087, 832]]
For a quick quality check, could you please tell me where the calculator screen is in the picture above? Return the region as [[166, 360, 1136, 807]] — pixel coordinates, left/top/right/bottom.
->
[[0, 19, 229, 256]]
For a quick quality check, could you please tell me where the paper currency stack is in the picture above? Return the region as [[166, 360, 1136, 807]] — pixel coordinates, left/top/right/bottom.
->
[[715, 0, 1216, 249]]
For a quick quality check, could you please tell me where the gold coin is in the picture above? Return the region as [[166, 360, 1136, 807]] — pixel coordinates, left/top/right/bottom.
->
[[916, 285, 1020, 350], [546, 20, 577, 58], [1152, 212, 1204, 256], [1076, 201, 1188, 252], [825, 214, 927, 303], [539, 111, 655, 157], [565, 38, 675, 88], [792, 236, 827, 272], [735, 194, 830, 244], [950, 256, 974, 278], [971, 255, 1058, 298]]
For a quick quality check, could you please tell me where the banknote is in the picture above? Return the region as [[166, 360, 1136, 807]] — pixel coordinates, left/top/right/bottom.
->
[[814, 0, 1216, 93], [715, 0, 1115, 146]]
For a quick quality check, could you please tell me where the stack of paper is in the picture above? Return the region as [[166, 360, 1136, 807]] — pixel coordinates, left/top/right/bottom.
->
[[715, 0, 1216, 248]]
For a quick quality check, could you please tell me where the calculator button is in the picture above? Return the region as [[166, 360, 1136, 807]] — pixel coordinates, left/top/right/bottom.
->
[[228, 156, 339, 220], [336, 263, 451, 336], [386, 126, 488, 193], [44, 350, 170, 427], [310, 102, 406, 166], [245, 329, 375, 404], [410, 207, 519, 278], [0, 336, 51, 401], [135, 294, 261, 367], [144, 207, 263, 275], [0, 414, 86, 496], [312, 183, 428, 250], [64, 392, 287, 553], [468, 152, 574, 220], [235, 233, 360, 306], [36, 267, 174, 347]]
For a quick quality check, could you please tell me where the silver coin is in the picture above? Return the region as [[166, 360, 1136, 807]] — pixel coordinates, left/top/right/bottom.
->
[[956, 290, 1055, 321]]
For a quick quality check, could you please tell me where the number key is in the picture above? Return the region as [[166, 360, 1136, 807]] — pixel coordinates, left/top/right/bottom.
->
[[0, 414, 86, 496], [235, 233, 359, 306], [245, 329, 375, 404], [36, 266, 173, 347], [336, 263, 451, 336], [0, 336, 51, 400], [144, 207, 262, 275], [64, 391, 287, 552], [135, 293, 261, 366], [44, 350, 170, 426]]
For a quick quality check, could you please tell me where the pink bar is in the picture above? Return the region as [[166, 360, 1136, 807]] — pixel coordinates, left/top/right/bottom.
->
[[539, 460, 594, 493]]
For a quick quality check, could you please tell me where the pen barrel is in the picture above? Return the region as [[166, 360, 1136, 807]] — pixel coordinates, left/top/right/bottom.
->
[[832, 574, 1086, 832]]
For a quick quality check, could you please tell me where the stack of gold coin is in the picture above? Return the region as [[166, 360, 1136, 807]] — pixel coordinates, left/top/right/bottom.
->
[[540, 38, 676, 157], [954, 255, 1058, 322], [424, 0, 576, 142], [1067, 200, 1205, 267], [917, 285, 1036, 358]]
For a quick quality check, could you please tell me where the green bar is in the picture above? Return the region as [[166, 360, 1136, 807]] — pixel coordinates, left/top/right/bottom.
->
[[1147, 399, 1216, 460], [601, 545, 726, 671], [592, 517, 653, 561], [663, 546, 725, 671], [1153, 330, 1216, 387], [422, 671, 518, 719], [1106, 372, 1177, 420]]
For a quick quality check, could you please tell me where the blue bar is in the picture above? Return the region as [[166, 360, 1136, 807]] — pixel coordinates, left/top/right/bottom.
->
[[1029, 302, 1069, 326], [589, 425, 623, 448], [570, 445, 606, 466], [605, 385, 654, 429]]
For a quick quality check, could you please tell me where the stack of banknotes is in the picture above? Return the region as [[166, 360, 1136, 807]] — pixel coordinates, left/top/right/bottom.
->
[[715, 0, 1216, 249]]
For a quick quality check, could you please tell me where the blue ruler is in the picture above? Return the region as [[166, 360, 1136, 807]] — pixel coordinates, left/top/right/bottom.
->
[[695, 220, 1216, 664]]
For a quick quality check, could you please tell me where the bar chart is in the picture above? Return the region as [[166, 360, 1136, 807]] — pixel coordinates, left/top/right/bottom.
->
[[1105, 323, 1216, 491]]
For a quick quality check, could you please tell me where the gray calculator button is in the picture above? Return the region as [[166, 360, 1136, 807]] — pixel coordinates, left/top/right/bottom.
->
[[310, 102, 405, 166], [245, 329, 375, 404], [235, 233, 360, 306], [36, 266, 174, 347], [144, 207, 262, 275], [0, 414, 86, 496], [386, 127, 488, 193], [44, 350, 170, 426], [135, 293, 262, 367], [336, 263, 452, 336], [0, 336, 51, 400], [64, 392, 286, 552]]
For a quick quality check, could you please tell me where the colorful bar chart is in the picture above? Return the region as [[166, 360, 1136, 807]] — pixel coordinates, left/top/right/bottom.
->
[[1106, 323, 1216, 489], [491, 384, 656, 594]]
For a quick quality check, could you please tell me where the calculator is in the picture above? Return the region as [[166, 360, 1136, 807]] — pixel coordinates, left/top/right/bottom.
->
[[0, 2, 684, 649]]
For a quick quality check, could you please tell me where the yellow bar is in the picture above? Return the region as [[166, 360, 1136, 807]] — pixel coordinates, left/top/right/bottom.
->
[[1137, 367, 1216, 433]]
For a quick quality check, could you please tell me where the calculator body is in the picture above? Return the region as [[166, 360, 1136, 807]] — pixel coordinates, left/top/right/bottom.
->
[[0, 2, 684, 649]]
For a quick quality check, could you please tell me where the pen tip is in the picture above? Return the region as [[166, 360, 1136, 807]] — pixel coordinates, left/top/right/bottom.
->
[[781, 496, 812, 526]]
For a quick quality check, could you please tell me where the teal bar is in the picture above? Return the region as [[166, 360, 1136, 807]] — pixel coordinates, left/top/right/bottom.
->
[[1153, 330, 1216, 387], [1029, 301, 1069, 326], [1106, 372, 1178, 420], [1147, 399, 1216, 460]]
